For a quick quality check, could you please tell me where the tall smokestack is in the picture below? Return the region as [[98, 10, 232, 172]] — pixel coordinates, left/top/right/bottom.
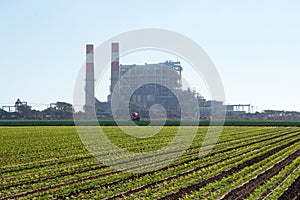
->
[[110, 43, 119, 97], [85, 44, 95, 112]]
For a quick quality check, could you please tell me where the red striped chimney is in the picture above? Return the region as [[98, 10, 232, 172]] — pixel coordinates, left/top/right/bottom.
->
[[110, 43, 119, 95], [86, 44, 94, 72], [85, 44, 95, 111]]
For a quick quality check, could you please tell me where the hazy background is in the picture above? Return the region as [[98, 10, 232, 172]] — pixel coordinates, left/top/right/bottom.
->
[[1, 0, 299, 112]]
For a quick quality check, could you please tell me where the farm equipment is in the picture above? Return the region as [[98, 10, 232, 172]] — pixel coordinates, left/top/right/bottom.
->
[[131, 112, 140, 121]]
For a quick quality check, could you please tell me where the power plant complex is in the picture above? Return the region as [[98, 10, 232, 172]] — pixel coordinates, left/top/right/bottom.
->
[[2, 43, 299, 121], [84, 43, 250, 119], [3, 43, 297, 121]]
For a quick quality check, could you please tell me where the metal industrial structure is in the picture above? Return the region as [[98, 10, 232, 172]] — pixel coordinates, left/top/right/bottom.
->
[[116, 61, 184, 118], [2, 99, 30, 113], [84, 42, 248, 119], [226, 104, 251, 113]]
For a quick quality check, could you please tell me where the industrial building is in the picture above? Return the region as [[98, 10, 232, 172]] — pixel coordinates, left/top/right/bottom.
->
[[84, 43, 228, 119]]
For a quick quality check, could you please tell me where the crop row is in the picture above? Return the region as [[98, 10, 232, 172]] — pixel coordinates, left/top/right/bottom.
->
[[1, 126, 279, 177], [0, 126, 299, 199], [1, 127, 295, 186], [248, 155, 300, 199], [127, 138, 300, 199], [1, 119, 300, 126], [181, 141, 300, 199], [15, 130, 300, 198]]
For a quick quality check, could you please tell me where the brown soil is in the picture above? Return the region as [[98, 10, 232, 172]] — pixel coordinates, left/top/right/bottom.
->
[[159, 138, 300, 200], [221, 148, 300, 199], [279, 175, 300, 200], [1, 130, 299, 200]]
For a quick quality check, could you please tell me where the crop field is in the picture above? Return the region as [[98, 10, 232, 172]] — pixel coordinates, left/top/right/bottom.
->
[[0, 126, 299, 199]]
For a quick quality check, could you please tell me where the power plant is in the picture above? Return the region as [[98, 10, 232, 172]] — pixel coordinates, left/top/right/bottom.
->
[[0, 42, 296, 120], [84, 43, 251, 119], [0, 44, 297, 121]]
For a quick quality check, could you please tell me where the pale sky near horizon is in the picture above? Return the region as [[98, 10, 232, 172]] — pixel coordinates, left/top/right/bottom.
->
[[1, 1, 300, 112]]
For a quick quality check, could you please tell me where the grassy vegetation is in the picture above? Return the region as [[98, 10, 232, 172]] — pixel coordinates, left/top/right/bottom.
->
[[1, 119, 300, 126], [0, 126, 299, 199]]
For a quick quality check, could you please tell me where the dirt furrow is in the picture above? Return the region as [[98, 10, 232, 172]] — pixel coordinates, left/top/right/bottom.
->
[[0, 164, 106, 190], [0, 169, 122, 200], [158, 137, 300, 200], [2, 131, 298, 199], [220, 148, 300, 199], [0, 127, 279, 174], [3, 128, 291, 191], [278, 175, 300, 200], [55, 131, 300, 199], [0, 154, 93, 174]]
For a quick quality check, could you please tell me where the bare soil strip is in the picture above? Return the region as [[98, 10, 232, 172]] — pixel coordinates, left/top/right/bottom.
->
[[158, 138, 300, 200], [55, 132, 300, 199], [55, 148, 246, 199], [278, 175, 300, 200], [0, 164, 106, 190], [220, 149, 300, 199], [1, 132, 299, 199], [0, 154, 93, 174], [0, 127, 280, 174], [3, 128, 292, 191]]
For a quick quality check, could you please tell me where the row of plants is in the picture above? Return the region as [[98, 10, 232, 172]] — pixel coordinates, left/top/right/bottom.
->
[[1, 126, 299, 199], [248, 155, 300, 199], [266, 165, 300, 199], [181, 141, 300, 199], [1, 126, 273, 178], [124, 137, 300, 199], [34, 129, 300, 199], [1, 119, 300, 126]]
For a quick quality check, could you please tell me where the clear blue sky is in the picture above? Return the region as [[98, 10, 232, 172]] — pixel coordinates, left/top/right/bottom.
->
[[1, 1, 300, 112]]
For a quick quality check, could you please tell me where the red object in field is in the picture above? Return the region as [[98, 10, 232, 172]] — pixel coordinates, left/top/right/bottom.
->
[[132, 112, 138, 118], [131, 112, 140, 121]]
